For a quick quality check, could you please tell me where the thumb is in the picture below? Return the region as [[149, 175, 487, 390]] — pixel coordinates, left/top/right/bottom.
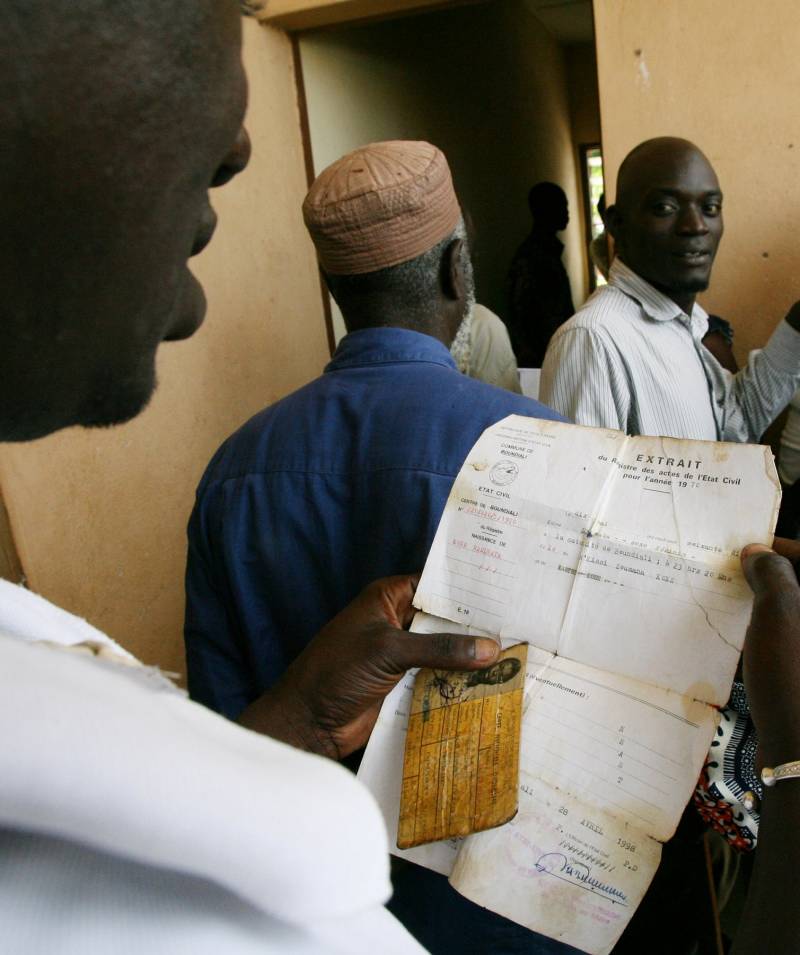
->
[[382, 629, 501, 675], [741, 544, 799, 599]]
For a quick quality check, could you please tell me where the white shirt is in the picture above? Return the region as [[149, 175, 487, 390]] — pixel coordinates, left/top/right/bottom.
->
[[540, 259, 800, 441], [779, 389, 800, 484], [0, 580, 424, 955], [468, 305, 522, 393]]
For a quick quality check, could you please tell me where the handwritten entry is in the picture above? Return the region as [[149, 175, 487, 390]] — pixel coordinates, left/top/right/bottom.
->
[[359, 418, 779, 954], [415, 417, 779, 704]]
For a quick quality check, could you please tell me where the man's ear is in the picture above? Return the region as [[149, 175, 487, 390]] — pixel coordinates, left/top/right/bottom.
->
[[442, 239, 465, 303]]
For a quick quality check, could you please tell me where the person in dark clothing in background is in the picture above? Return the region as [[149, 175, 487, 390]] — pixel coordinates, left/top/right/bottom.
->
[[507, 181, 574, 367]]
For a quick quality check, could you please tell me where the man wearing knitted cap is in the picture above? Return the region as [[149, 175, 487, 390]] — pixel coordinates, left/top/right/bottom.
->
[[185, 140, 574, 954]]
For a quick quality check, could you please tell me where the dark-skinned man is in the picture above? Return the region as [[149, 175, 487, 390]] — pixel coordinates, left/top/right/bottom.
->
[[3, 8, 800, 953], [541, 137, 800, 440], [0, 5, 509, 953], [184, 140, 573, 954], [541, 136, 800, 954]]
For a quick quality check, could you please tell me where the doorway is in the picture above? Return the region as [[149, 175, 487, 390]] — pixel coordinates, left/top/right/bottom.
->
[[295, 0, 603, 343]]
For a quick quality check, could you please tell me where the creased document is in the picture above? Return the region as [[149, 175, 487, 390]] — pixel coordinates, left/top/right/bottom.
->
[[359, 417, 780, 955]]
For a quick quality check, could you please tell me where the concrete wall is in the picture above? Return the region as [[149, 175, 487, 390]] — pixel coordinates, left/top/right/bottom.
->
[[593, 0, 800, 360], [300, 0, 592, 334], [0, 19, 329, 674]]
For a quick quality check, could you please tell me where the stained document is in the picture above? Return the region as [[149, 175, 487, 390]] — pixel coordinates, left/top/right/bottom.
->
[[359, 417, 780, 954], [416, 416, 776, 703]]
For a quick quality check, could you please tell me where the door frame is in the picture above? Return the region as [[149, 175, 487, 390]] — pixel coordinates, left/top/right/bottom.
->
[[257, 0, 477, 32]]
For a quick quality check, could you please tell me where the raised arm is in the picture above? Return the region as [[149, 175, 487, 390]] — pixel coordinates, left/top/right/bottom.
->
[[717, 303, 800, 442], [731, 540, 800, 954]]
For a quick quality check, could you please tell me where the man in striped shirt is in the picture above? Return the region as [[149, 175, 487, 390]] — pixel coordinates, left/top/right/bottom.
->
[[542, 138, 799, 954], [541, 137, 800, 441]]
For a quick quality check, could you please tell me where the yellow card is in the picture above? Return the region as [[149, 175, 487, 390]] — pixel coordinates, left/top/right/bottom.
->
[[398, 643, 527, 849]]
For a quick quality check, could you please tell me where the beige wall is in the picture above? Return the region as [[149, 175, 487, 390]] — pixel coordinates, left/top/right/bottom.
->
[[300, 0, 590, 332], [0, 20, 329, 674], [593, 0, 800, 359]]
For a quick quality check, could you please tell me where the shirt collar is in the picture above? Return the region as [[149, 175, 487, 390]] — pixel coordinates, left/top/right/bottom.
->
[[325, 326, 457, 373], [609, 258, 709, 328]]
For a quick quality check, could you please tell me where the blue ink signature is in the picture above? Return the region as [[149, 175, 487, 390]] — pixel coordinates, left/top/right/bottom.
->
[[535, 853, 628, 906]]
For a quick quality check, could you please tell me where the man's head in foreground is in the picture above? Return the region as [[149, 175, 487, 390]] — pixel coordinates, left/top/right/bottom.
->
[[0, 0, 505, 770], [528, 182, 569, 233], [0, 0, 250, 442], [303, 140, 475, 348], [607, 137, 724, 314]]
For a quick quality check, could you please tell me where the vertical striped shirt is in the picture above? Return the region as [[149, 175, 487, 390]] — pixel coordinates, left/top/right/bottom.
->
[[540, 259, 800, 442]]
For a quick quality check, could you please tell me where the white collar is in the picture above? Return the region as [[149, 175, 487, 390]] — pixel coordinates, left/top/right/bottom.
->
[[609, 258, 709, 329]]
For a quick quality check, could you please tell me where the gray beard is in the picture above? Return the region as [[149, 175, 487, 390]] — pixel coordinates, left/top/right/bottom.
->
[[449, 263, 477, 374]]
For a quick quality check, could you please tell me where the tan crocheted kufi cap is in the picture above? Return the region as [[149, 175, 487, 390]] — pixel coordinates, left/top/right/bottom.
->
[[302, 140, 461, 276]]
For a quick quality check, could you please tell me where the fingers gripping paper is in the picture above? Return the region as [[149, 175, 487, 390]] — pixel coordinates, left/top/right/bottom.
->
[[359, 417, 780, 955]]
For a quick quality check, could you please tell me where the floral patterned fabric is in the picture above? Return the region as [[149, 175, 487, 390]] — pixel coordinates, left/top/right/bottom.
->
[[693, 681, 760, 851]]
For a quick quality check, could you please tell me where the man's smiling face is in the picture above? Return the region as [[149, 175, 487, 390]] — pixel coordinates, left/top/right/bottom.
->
[[609, 139, 723, 312]]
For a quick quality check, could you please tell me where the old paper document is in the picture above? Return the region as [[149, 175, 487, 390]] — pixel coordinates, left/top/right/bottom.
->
[[415, 416, 777, 703], [360, 628, 716, 951], [359, 417, 779, 955], [451, 645, 713, 951]]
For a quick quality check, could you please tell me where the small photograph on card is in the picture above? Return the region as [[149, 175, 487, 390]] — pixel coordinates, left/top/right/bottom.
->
[[398, 643, 527, 848]]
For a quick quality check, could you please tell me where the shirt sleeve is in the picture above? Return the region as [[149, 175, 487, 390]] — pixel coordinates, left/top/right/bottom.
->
[[495, 356, 523, 394], [715, 320, 800, 442], [540, 326, 630, 431], [470, 310, 522, 393], [779, 391, 800, 484], [184, 484, 258, 720]]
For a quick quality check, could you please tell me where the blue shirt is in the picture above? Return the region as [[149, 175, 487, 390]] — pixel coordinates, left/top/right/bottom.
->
[[185, 327, 562, 717], [184, 327, 575, 955]]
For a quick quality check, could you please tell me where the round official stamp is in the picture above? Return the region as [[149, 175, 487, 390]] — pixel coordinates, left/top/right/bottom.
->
[[490, 461, 519, 486]]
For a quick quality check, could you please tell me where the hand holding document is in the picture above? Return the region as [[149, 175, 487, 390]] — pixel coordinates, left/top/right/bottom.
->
[[359, 417, 780, 954]]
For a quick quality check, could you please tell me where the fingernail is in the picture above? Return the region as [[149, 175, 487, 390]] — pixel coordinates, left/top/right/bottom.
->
[[475, 638, 500, 662]]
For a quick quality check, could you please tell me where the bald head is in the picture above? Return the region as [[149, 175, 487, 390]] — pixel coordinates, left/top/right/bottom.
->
[[615, 138, 718, 210], [0, 0, 250, 441], [607, 137, 723, 313]]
